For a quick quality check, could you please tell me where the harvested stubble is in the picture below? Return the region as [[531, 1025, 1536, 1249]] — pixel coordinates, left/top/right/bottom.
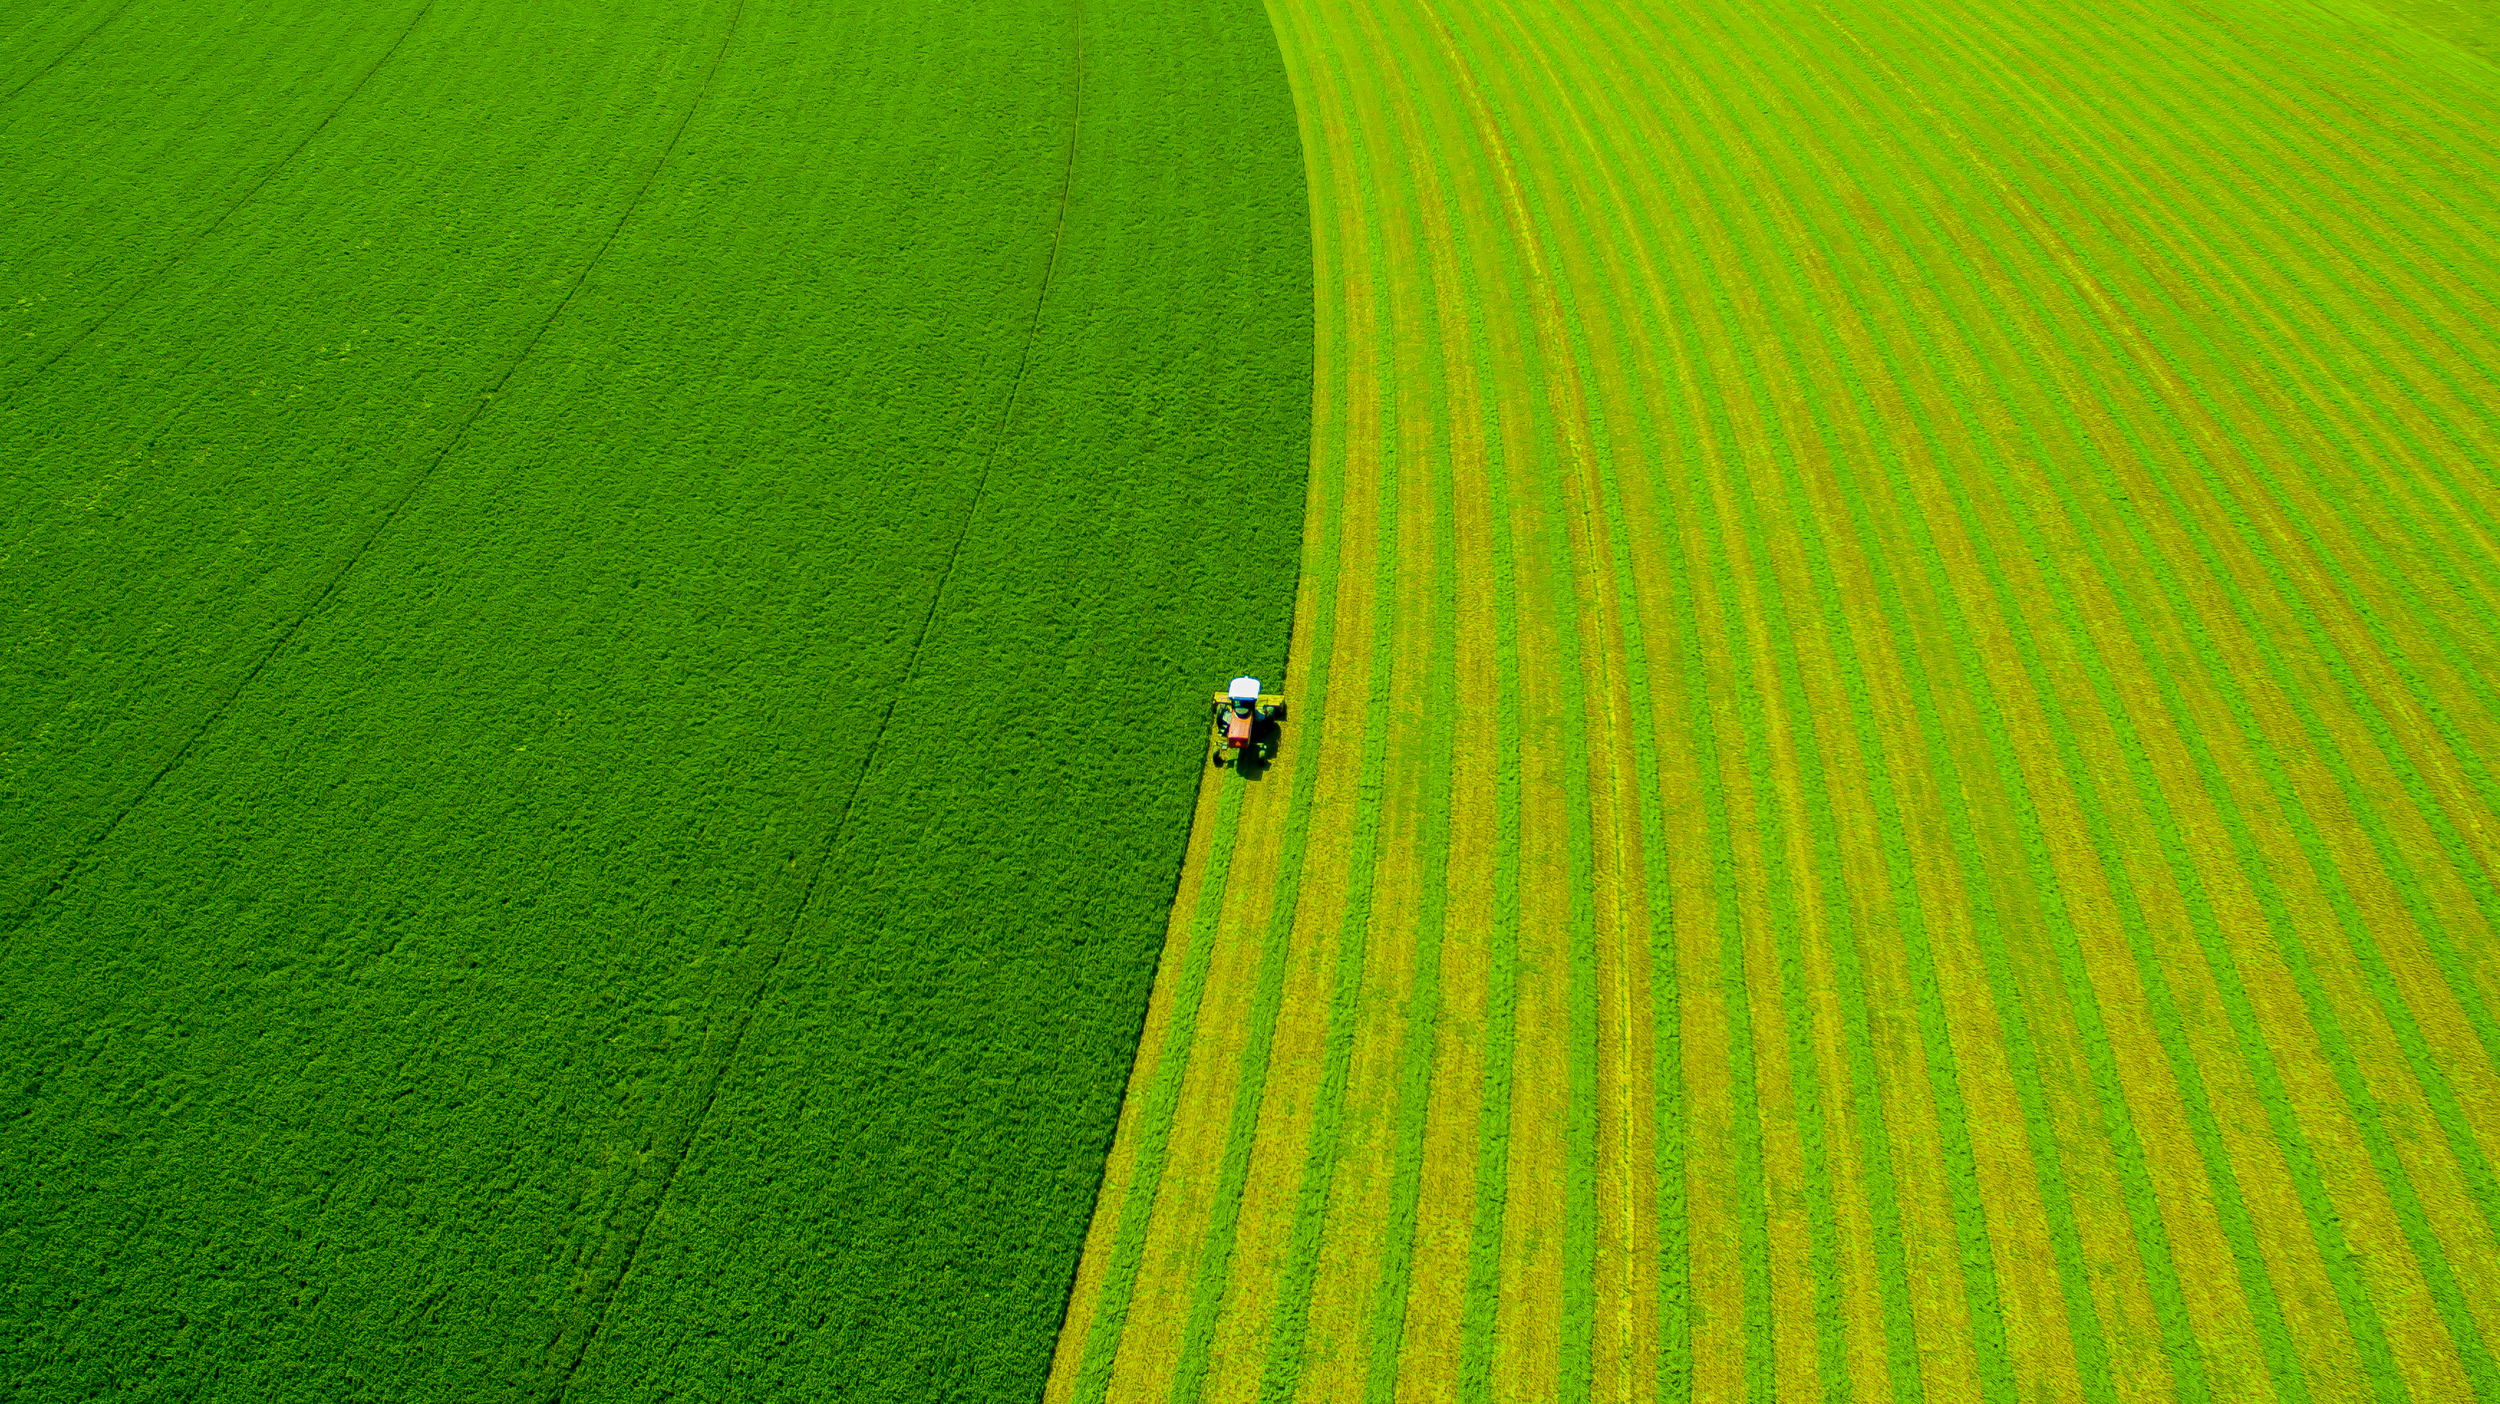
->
[[1051, 0, 2500, 1398]]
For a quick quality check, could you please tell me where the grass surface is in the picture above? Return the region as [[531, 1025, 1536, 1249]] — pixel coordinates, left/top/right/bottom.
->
[[0, 0, 1309, 1396], [1050, 0, 2500, 1397]]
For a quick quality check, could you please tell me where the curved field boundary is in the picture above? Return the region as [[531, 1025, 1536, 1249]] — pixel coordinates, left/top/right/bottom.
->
[[0, 0, 1312, 1396], [1049, 0, 2500, 1396]]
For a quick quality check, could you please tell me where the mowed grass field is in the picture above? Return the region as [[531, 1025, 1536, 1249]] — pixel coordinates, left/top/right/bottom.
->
[[1052, 0, 2500, 1400], [0, 0, 1307, 1397]]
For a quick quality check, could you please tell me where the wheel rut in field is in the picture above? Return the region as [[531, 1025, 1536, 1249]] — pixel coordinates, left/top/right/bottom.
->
[[537, 2, 1084, 1391], [0, 0, 738, 954]]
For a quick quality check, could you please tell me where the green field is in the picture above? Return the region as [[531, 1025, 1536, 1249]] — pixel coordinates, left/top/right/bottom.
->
[[10, 0, 2500, 1398], [0, 0, 1307, 1396], [1055, 0, 2500, 1399]]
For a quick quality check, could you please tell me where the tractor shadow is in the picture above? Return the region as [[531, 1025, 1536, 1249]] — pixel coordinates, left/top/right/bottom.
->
[[1212, 717, 1285, 781]]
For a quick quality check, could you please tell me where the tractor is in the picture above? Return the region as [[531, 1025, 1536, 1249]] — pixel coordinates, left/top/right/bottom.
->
[[1209, 675, 1285, 767]]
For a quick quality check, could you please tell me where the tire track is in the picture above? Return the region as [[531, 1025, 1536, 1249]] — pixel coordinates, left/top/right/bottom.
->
[[0, 0, 730, 954], [0, 0, 438, 403], [540, 0, 1090, 1391], [1, 0, 144, 105]]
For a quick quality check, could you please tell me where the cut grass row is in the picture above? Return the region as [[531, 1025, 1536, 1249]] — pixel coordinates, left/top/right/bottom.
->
[[1047, 0, 1548, 1395], [1560, 0, 2500, 1389], [1045, 15, 1364, 1389], [1580, 0, 2500, 1379], [1055, 0, 2500, 1395]]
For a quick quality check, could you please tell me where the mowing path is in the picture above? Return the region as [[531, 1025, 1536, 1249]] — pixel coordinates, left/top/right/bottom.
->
[[1051, 0, 2500, 1399]]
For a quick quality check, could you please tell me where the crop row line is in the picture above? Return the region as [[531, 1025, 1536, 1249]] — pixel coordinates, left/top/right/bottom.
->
[[1, 0, 145, 105], [1240, 12, 1368, 1393], [1, 0, 442, 402]]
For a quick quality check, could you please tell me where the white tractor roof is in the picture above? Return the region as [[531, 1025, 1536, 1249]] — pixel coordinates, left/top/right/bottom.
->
[[1228, 676, 1263, 701]]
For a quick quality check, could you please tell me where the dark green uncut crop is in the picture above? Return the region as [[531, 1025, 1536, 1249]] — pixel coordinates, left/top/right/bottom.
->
[[0, 0, 1309, 1397]]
